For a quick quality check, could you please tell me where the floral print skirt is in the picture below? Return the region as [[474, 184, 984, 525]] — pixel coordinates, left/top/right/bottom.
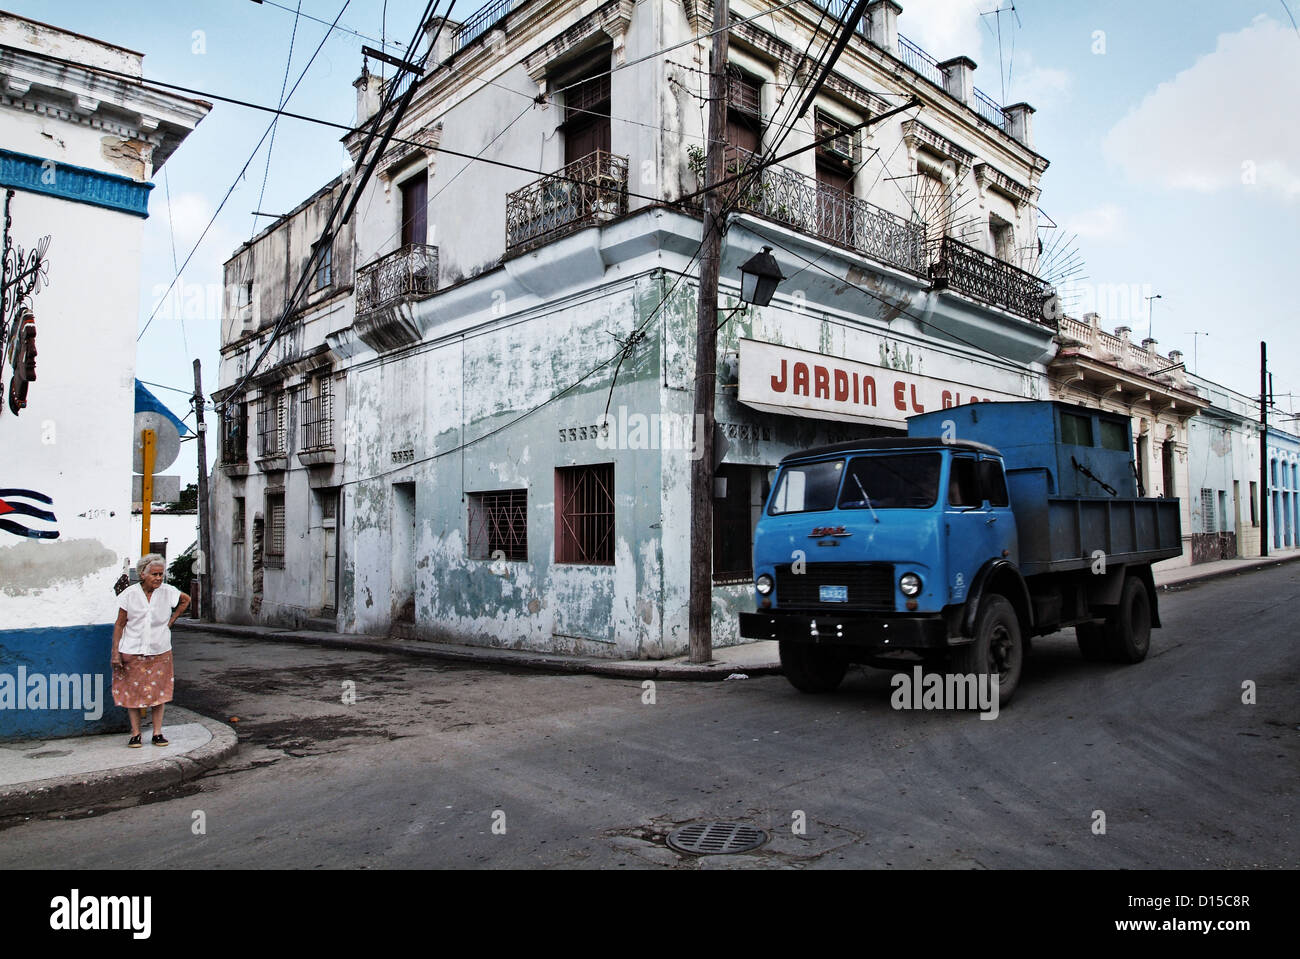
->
[[112, 651, 174, 708]]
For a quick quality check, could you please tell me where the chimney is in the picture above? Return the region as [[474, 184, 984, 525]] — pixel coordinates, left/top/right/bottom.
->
[[427, 16, 463, 64], [354, 65, 384, 124], [866, 1, 902, 56], [1115, 325, 1132, 341], [938, 56, 976, 106], [1004, 102, 1035, 148], [1142, 337, 1158, 353], [1168, 350, 1184, 366]]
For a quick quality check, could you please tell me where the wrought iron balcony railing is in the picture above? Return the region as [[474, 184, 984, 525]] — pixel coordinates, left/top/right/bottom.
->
[[455, 0, 517, 51], [726, 149, 929, 276], [930, 235, 1057, 326], [897, 34, 944, 87], [505, 150, 629, 255], [355, 243, 439, 315]]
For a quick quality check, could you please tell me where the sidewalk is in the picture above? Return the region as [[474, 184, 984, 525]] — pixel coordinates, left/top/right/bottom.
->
[[3, 549, 1295, 818], [0, 706, 238, 817]]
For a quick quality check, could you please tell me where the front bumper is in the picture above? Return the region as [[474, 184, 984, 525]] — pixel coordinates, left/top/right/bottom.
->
[[738, 610, 959, 651]]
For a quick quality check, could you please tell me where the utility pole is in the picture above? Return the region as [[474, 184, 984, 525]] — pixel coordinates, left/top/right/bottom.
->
[[193, 359, 213, 621], [1260, 341, 1268, 558], [689, 0, 729, 664]]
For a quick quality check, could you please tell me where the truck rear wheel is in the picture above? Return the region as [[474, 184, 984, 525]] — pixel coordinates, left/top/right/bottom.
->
[[950, 594, 1023, 706], [1104, 576, 1151, 663], [779, 641, 848, 693]]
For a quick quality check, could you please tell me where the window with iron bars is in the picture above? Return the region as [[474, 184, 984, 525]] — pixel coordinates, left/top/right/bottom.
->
[[257, 391, 286, 457], [300, 376, 333, 450], [222, 400, 248, 464], [555, 464, 614, 564], [265, 492, 285, 568], [467, 489, 528, 561]]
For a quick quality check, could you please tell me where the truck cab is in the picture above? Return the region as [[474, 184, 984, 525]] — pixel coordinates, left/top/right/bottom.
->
[[741, 438, 1024, 697]]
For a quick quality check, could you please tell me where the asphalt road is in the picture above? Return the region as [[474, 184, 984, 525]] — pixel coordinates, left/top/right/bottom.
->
[[2, 564, 1296, 869]]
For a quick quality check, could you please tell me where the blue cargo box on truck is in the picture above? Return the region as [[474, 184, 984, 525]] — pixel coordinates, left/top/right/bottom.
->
[[906, 402, 1183, 574]]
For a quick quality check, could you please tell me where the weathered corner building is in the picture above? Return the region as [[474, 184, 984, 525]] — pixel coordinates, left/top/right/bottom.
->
[[0, 12, 208, 737], [211, 0, 1065, 656]]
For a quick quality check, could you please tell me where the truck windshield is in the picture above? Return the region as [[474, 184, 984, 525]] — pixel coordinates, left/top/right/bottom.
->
[[769, 459, 845, 514], [838, 453, 942, 510]]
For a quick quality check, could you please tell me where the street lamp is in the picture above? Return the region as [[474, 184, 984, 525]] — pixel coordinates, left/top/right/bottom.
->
[[1145, 293, 1162, 341], [739, 246, 784, 307]]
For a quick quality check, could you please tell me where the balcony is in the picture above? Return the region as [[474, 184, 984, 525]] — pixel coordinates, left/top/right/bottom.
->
[[353, 243, 438, 352], [930, 236, 1056, 325], [505, 150, 629, 255], [728, 150, 929, 276], [356, 243, 438, 315]]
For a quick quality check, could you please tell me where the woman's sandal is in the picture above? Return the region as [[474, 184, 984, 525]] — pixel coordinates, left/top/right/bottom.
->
[[127, 735, 142, 748], [152, 734, 169, 746]]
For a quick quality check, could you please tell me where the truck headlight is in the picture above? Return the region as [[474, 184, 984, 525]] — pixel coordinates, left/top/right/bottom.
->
[[899, 573, 922, 597], [755, 574, 774, 596]]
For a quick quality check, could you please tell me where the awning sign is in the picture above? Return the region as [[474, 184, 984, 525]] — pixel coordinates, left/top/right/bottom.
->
[[737, 338, 1024, 427]]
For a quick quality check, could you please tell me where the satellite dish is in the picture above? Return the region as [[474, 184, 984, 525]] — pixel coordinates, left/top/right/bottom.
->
[[133, 411, 181, 473]]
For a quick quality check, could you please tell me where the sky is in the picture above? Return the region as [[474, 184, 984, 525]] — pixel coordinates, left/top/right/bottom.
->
[[6, 0, 1299, 484]]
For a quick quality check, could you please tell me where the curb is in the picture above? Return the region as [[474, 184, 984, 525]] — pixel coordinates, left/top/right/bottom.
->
[[1155, 552, 1300, 591], [178, 622, 783, 681], [0, 707, 239, 818]]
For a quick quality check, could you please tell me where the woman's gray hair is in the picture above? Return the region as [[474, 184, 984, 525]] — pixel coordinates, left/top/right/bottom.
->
[[137, 553, 167, 577]]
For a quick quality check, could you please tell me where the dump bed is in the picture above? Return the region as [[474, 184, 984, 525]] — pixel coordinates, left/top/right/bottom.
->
[[908, 401, 1183, 574]]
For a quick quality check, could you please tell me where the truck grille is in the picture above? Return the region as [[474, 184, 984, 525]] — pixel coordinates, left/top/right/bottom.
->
[[775, 563, 895, 611]]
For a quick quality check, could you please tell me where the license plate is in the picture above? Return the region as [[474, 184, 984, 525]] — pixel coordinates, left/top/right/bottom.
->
[[819, 585, 848, 604]]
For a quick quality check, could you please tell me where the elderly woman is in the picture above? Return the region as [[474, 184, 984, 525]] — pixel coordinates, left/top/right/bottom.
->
[[110, 554, 190, 747]]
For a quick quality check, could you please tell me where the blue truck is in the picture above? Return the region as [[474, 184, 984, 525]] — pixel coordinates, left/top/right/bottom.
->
[[738, 400, 1183, 705]]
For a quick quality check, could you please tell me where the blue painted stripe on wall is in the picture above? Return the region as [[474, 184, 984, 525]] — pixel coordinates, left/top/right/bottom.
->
[[0, 624, 129, 740], [0, 148, 152, 218]]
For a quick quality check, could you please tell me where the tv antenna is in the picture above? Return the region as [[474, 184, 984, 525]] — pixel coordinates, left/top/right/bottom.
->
[[978, 2, 1021, 105]]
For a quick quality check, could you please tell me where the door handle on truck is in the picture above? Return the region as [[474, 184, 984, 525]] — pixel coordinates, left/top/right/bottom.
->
[[986, 516, 997, 525]]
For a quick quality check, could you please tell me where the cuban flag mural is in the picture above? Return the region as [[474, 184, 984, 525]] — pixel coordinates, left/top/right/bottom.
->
[[0, 487, 58, 539]]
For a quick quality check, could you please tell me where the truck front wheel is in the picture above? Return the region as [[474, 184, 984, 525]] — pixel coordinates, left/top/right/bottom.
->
[[779, 641, 848, 693], [1104, 576, 1151, 663], [951, 594, 1023, 705]]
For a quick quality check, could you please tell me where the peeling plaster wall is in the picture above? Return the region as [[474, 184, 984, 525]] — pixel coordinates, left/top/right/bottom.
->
[[0, 22, 205, 736]]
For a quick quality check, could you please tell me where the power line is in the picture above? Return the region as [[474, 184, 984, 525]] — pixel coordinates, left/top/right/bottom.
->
[[256, 0, 409, 51], [224, 0, 452, 403], [134, 0, 355, 343], [251, 0, 304, 239]]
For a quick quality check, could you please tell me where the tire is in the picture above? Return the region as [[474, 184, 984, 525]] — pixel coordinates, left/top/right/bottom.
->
[[1104, 576, 1152, 664], [950, 594, 1024, 706], [1075, 622, 1109, 661], [779, 641, 848, 693]]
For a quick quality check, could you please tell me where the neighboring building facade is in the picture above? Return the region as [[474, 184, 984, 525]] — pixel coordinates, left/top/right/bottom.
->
[[0, 13, 208, 737], [212, 0, 1063, 656], [1049, 312, 1209, 568], [1265, 425, 1300, 553], [1184, 373, 1265, 562]]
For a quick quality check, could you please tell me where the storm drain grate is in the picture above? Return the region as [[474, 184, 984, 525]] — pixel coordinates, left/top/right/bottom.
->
[[666, 821, 768, 856]]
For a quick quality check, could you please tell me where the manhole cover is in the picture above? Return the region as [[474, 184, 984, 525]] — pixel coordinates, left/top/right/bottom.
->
[[666, 822, 768, 856]]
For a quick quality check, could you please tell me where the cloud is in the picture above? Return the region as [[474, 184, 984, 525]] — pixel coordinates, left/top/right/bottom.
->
[[894, 0, 987, 65], [1066, 203, 1124, 239], [1006, 51, 1071, 110], [1101, 16, 1300, 200]]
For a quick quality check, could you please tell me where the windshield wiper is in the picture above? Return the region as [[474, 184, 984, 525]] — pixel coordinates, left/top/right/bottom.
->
[[853, 474, 880, 523]]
